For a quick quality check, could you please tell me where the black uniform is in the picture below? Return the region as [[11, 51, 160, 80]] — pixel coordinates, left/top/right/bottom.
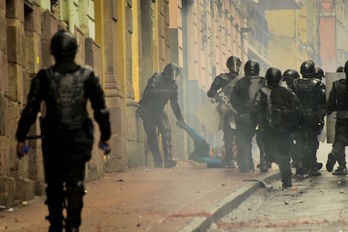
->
[[231, 60, 265, 171], [138, 63, 183, 168], [326, 78, 348, 175], [207, 72, 238, 166], [253, 68, 300, 187], [292, 78, 326, 175], [16, 30, 111, 232], [282, 69, 302, 174]]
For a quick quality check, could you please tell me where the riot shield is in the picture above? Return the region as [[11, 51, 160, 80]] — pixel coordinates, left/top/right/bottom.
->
[[196, 76, 239, 132], [326, 72, 345, 143]]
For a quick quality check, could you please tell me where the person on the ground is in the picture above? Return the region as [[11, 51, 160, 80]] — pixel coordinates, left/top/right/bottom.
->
[[137, 63, 184, 168], [292, 60, 326, 176], [326, 60, 348, 176], [16, 30, 111, 232], [207, 56, 242, 168], [253, 67, 301, 188], [231, 60, 266, 172]]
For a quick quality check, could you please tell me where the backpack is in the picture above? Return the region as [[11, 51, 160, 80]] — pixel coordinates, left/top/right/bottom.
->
[[260, 87, 297, 132]]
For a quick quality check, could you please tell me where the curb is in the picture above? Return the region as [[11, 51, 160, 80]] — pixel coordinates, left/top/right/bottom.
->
[[179, 171, 281, 232]]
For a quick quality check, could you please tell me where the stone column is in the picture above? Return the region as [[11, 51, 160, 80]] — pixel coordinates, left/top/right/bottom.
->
[[103, 0, 127, 172], [0, 0, 15, 207]]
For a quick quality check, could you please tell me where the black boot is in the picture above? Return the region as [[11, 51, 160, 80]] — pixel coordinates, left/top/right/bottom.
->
[[257, 162, 270, 173], [154, 160, 163, 168], [307, 167, 321, 176], [295, 162, 305, 180], [164, 159, 177, 168], [65, 224, 79, 232], [332, 166, 347, 176], [282, 179, 292, 189], [326, 152, 336, 172], [315, 162, 323, 171]]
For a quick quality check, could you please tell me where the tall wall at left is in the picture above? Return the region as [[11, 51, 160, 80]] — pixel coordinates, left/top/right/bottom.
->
[[0, 0, 128, 207]]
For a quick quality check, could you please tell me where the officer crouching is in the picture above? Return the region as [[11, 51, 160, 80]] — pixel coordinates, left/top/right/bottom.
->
[[16, 30, 111, 232]]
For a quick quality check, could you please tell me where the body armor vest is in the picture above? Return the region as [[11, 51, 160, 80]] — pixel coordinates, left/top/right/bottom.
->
[[293, 78, 321, 116], [334, 79, 348, 111], [44, 67, 91, 130], [140, 73, 177, 112]]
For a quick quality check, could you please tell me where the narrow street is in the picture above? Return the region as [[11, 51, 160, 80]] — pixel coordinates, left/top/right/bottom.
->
[[209, 144, 348, 232], [0, 161, 274, 232]]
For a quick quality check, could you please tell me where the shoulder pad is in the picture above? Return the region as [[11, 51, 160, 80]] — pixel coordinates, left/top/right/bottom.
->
[[82, 65, 93, 71], [260, 86, 271, 95], [218, 73, 230, 81], [309, 78, 320, 86], [81, 65, 93, 76], [148, 73, 161, 87]]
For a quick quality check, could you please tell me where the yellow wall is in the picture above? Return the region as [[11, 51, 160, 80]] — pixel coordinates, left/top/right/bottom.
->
[[152, 1, 160, 72], [132, 0, 140, 101], [265, 4, 315, 72]]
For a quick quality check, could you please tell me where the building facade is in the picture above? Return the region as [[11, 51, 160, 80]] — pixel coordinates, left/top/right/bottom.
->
[[0, 0, 249, 206]]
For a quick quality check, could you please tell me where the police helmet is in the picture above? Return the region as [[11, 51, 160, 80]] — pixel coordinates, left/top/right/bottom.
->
[[226, 56, 242, 73], [163, 63, 182, 82], [337, 66, 344, 73], [300, 60, 315, 78], [266, 67, 282, 87], [315, 67, 324, 79], [244, 60, 260, 76], [50, 30, 78, 60]]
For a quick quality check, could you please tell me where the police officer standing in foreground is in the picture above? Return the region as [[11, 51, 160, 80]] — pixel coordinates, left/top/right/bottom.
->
[[16, 30, 111, 232], [231, 60, 265, 172], [207, 56, 242, 167], [326, 61, 348, 175], [137, 63, 184, 168], [292, 60, 326, 176], [253, 68, 300, 188]]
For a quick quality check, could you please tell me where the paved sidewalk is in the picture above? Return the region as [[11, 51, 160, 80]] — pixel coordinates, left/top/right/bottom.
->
[[0, 162, 276, 232]]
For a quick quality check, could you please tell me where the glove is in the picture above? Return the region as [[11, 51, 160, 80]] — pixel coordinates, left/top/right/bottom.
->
[[176, 120, 186, 129], [17, 142, 29, 159], [99, 140, 111, 155]]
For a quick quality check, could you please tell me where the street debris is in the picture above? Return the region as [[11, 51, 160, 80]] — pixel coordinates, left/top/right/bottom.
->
[[21, 201, 28, 206], [284, 200, 289, 205]]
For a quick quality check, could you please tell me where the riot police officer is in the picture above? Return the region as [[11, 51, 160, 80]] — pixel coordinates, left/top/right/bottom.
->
[[253, 68, 300, 188], [207, 56, 242, 167], [293, 60, 326, 176], [337, 66, 344, 73], [326, 60, 348, 175], [231, 60, 265, 172], [137, 63, 184, 168], [283, 69, 300, 91], [315, 67, 325, 80], [283, 69, 302, 176], [16, 30, 111, 232]]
